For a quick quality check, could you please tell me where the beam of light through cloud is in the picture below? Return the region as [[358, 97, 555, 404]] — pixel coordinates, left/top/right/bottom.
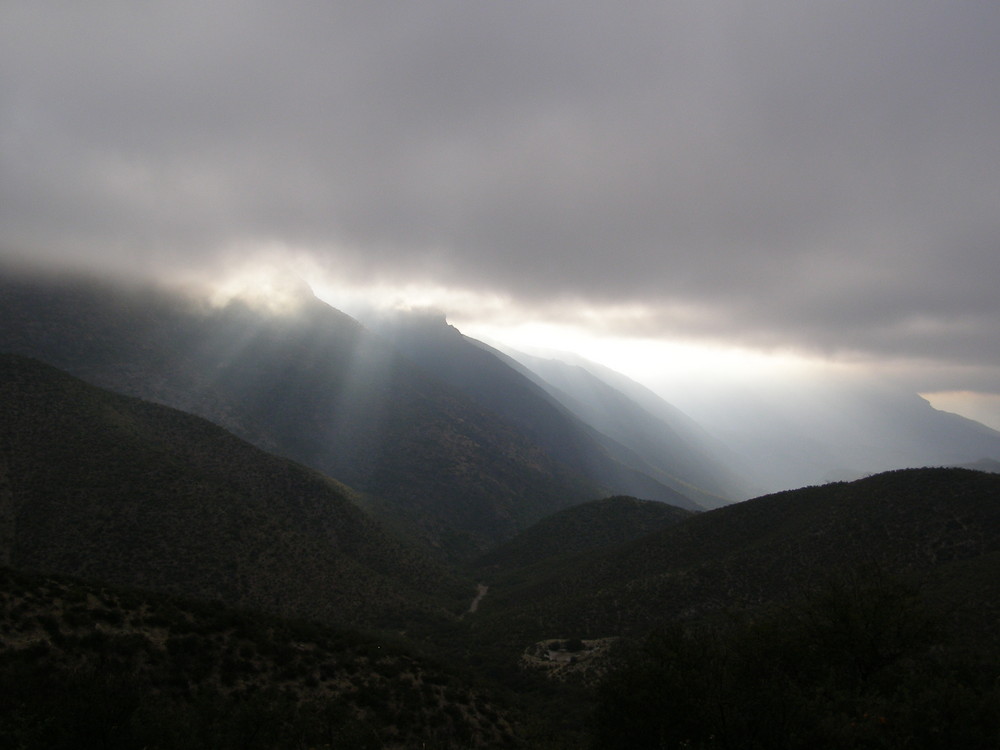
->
[[306, 266, 855, 406], [457, 318, 818, 391], [298, 258, 1000, 435]]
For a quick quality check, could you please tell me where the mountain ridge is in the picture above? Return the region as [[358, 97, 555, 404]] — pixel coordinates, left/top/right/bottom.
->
[[489, 343, 752, 505], [370, 313, 708, 510], [473, 495, 693, 575], [0, 268, 608, 556], [470, 468, 1000, 645]]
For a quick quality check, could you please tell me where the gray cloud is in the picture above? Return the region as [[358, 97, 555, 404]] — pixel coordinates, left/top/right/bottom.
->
[[2, 1, 1000, 388]]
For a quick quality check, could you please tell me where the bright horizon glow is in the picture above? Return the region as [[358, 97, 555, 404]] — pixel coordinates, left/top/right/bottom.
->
[[307, 269, 825, 396], [921, 391, 1000, 433], [456, 318, 824, 392]]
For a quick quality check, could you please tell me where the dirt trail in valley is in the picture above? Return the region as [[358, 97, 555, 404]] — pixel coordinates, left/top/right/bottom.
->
[[465, 583, 489, 616]]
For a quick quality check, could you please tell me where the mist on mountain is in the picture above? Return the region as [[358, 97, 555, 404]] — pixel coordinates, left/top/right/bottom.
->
[[650, 372, 1000, 494], [488, 335, 1000, 498]]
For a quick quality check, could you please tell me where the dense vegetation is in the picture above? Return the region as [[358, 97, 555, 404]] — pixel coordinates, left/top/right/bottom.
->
[[470, 469, 1000, 646], [0, 568, 516, 749], [594, 570, 1000, 749], [0, 353, 467, 630]]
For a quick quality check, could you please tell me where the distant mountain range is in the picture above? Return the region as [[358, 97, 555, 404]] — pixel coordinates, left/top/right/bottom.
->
[[488, 344, 753, 506], [647, 375, 1000, 495], [4, 265, 1000, 551]]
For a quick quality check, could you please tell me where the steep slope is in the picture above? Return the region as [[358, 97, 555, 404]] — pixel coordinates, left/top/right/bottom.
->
[[0, 353, 464, 630], [493, 346, 753, 505], [371, 312, 702, 511], [471, 469, 1000, 644], [0, 268, 601, 555]]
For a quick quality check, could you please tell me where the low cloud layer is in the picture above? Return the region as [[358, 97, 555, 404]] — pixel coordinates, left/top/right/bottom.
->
[[3, 2, 999, 392]]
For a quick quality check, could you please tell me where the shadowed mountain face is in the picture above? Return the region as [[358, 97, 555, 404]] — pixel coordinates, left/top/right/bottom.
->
[[3, 331, 1000, 746], [473, 468, 1000, 643], [0, 353, 464, 630], [371, 313, 705, 510], [0, 270, 601, 556], [490, 346, 752, 506]]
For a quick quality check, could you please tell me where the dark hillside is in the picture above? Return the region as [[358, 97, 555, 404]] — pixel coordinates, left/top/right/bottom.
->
[[0, 353, 465, 630], [0, 567, 517, 749], [592, 570, 1000, 749], [0, 268, 601, 555], [472, 469, 1000, 644], [374, 313, 703, 510]]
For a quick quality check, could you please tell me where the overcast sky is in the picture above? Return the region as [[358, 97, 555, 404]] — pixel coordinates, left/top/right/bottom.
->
[[3, 2, 1000, 417]]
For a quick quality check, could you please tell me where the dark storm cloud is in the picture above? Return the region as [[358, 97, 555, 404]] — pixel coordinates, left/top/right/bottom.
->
[[2, 1, 999, 376]]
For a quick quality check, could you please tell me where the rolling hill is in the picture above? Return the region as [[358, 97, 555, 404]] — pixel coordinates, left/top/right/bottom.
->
[[0, 353, 466, 630], [469, 468, 1000, 646]]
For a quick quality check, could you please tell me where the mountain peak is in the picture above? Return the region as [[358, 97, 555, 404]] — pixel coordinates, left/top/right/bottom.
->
[[205, 266, 318, 315], [367, 307, 461, 343]]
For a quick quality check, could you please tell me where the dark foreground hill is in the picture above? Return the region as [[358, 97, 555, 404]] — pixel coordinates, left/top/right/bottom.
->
[[0, 353, 466, 631], [591, 565, 1000, 749], [470, 468, 1000, 645], [0, 567, 516, 749], [0, 269, 603, 556], [436, 467, 1000, 748]]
